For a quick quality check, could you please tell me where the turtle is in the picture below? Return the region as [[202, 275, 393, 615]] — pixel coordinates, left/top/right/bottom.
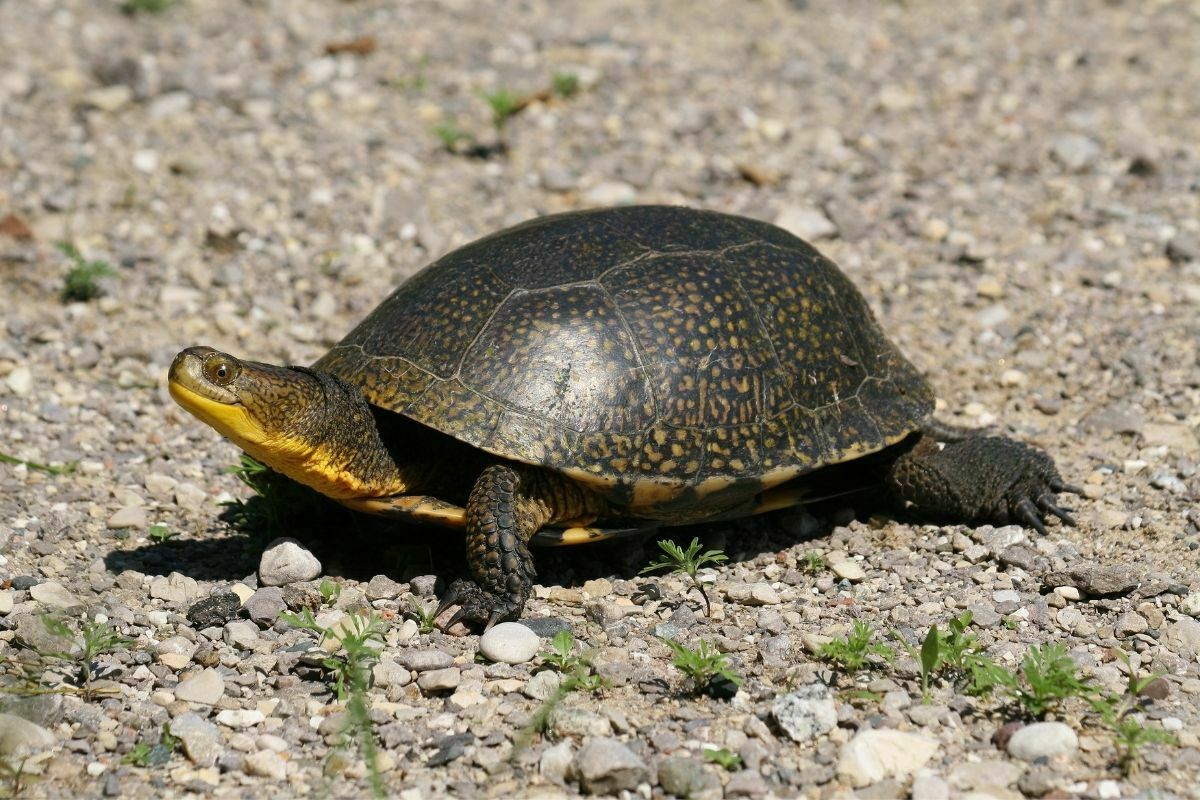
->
[[169, 205, 1079, 628]]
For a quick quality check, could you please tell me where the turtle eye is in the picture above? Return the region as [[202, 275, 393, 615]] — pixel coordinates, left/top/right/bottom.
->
[[203, 355, 240, 386]]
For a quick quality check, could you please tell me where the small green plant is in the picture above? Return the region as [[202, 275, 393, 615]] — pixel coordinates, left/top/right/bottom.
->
[[993, 642, 1094, 719], [893, 612, 983, 702], [123, 0, 178, 12], [0, 452, 76, 476], [222, 454, 327, 536], [802, 551, 826, 574], [541, 630, 584, 672], [408, 599, 437, 634], [123, 726, 180, 767], [551, 71, 580, 98], [702, 747, 742, 771], [433, 120, 470, 152], [147, 524, 176, 544], [640, 537, 728, 617], [662, 638, 742, 698], [319, 579, 343, 607], [1087, 651, 1178, 776], [482, 88, 522, 129], [0, 757, 38, 798], [816, 620, 894, 674], [282, 609, 387, 798], [58, 242, 116, 302], [516, 633, 608, 752], [38, 616, 130, 701]]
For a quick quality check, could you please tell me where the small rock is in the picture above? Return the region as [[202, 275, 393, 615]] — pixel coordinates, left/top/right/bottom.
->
[[1138, 677, 1170, 700], [1181, 593, 1200, 618], [775, 205, 837, 241], [29, 581, 83, 611], [223, 621, 262, 651], [725, 769, 770, 798], [166, 713, 221, 767], [173, 482, 207, 509], [479, 621, 540, 664], [417, 667, 461, 694], [771, 683, 837, 742], [371, 659, 412, 689], [5, 367, 32, 395], [657, 755, 720, 800], [520, 617, 572, 638], [215, 709, 265, 729], [1043, 564, 1139, 596], [1006, 722, 1078, 761], [911, 773, 950, 800], [107, 507, 147, 530], [187, 593, 242, 628], [396, 649, 454, 672], [572, 737, 650, 795], [243, 587, 286, 626], [948, 759, 1023, 791], [1114, 611, 1148, 637], [408, 575, 438, 596], [364, 574, 404, 601], [259, 538, 321, 586], [174, 669, 225, 706], [539, 740, 573, 783], [244, 750, 287, 780], [1051, 133, 1101, 171], [1166, 233, 1200, 264], [837, 729, 939, 788], [81, 85, 132, 112], [0, 713, 57, 760], [1165, 617, 1200, 657], [524, 670, 565, 701], [583, 181, 637, 206], [552, 707, 613, 738]]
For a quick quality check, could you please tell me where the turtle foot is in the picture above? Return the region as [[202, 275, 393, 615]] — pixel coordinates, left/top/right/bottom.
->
[[436, 578, 524, 631]]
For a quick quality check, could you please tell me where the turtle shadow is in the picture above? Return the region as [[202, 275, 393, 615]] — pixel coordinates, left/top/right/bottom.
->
[[103, 529, 262, 582]]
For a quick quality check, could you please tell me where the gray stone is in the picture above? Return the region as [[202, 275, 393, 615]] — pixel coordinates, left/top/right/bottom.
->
[[1042, 564, 1139, 596], [552, 706, 613, 738], [396, 649, 454, 672], [657, 755, 720, 800], [1167, 233, 1199, 264], [771, 683, 837, 742], [911, 773, 950, 800], [14, 614, 73, 653], [1051, 133, 1101, 171], [187, 593, 241, 628], [948, 759, 1023, 790], [1166, 617, 1200, 656], [837, 729, 939, 788], [1180, 593, 1200, 618], [170, 712, 221, 767], [172, 481, 207, 509], [1114, 611, 1148, 637], [1006, 722, 1078, 761], [29, 581, 84, 611], [244, 587, 286, 626], [223, 620, 262, 651], [244, 750, 287, 780], [364, 574, 404, 601], [417, 667, 461, 693], [572, 737, 649, 795], [106, 506, 147, 530], [524, 669, 565, 701], [582, 181, 637, 206], [174, 668, 225, 705], [725, 769, 770, 798], [479, 621, 540, 664], [539, 740, 573, 783], [0, 713, 57, 760], [259, 538, 321, 586], [775, 205, 837, 240], [371, 659, 412, 689]]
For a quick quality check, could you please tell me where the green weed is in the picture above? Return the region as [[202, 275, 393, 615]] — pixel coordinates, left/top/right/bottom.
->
[[147, 524, 176, 544], [551, 71, 580, 98], [816, 620, 895, 674], [640, 537, 728, 617], [662, 638, 741, 698], [0, 452, 76, 476], [702, 747, 742, 771], [407, 599, 437, 634], [319, 579, 343, 607], [122, 0, 178, 12], [123, 726, 180, 767], [802, 551, 826, 574], [38, 616, 130, 701], [58, 242, 116, 302], [482, 88, 522, 129]]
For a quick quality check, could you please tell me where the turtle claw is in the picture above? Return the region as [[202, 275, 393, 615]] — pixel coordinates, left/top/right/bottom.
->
[[437, 578, 523, 631], [1037, 494, 1077, 527], [1014, 497, 1048, 536]]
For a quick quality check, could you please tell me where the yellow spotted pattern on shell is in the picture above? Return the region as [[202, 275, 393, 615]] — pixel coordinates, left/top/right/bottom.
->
[[313, 206, 934, 516]]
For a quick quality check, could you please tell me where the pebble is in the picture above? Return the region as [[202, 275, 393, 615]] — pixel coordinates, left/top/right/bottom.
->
[[215, 709, 265, 729], [243, 587, 286, 626], [524, 669, 564, 701], [911, 773, 950, 800], [1165, 617, 1200, 656], [1043, 564, 1139, 596], [572, 737, 650, 795], [725, 769, 770, 798], [837, 729, 939, 788], [372, 659, 412, 689], [1051, 133, 1101, 171], [1114, 611, 1148, 637], [775, 205, 838, 241], [1166, 233, 1199, 264], [174, 668, 225, 705], [82, 85, 132, 112], [552, 707, 613, 738], [364, 574, 404, 601], [170, 713, 222, 767], [0, 713, 57, 760], [1180, 593, 1200, 618], [948, 759, 1023, 791], [223, 620, 262, 650], [417, 667, 461, 694], [187, 593, 242, 628], [396, 649, 454, 672], [29, 581, 84, 611], [479, 621, 541, 664], [107, 507, 147, 529], [173, 482, 207, 509], [5, 367, 32, 395], [149, 573, 199, 605], [244, 750, 288, 780], [520, 617, 573, 638], [258, 538, 321, 586], [1006, 722, 1078, 761], [539, 740, 574, 783], [771, 683, 837, 742], [657, 755, 720, 800], [583, 181, 637, 206], [0, 592, 13, 615]]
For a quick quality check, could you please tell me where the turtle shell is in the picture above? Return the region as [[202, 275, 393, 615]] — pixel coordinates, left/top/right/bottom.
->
[[313, 206, 934, 517]]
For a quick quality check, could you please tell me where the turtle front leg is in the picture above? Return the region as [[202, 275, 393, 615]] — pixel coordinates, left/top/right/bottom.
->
[[885, 433, 1082, 535], [437, 463, 610, 629]]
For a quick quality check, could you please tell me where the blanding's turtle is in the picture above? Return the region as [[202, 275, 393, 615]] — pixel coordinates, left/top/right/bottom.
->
[[169, 206, 1078, 627]]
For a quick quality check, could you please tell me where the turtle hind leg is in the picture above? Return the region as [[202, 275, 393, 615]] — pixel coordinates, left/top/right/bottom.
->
[[885, 434, 1081, 535], [437, 463, 610, 629]]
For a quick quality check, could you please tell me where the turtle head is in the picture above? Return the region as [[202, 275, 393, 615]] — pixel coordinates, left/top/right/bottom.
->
[[168, 346, 405, 499]]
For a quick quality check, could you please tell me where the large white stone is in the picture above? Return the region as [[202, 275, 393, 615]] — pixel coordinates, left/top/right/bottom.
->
[[837, 729, 939, 788]]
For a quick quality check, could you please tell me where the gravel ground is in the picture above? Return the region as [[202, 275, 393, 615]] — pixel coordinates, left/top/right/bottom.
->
[[2, 0, 1200, 798]]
